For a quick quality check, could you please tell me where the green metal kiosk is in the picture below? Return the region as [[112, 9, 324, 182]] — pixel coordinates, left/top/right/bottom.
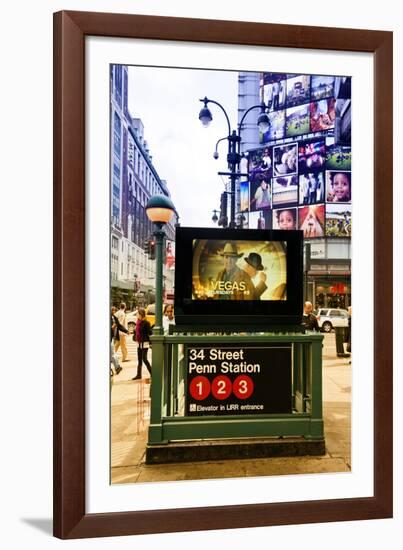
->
[[146, 330, 324, 463], [144, 225, 325, 463]]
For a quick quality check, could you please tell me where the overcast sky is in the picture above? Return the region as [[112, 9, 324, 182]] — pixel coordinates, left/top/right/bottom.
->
[[128, 65, 239, 227]]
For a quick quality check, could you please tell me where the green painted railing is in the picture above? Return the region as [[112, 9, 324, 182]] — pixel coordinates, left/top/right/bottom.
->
[[148, 333, 324, 445]]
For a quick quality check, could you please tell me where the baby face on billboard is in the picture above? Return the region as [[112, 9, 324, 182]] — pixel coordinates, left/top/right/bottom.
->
[[331, 172, 350, 201], [277, 209, 297, 230], [326, 171, 351, 203]]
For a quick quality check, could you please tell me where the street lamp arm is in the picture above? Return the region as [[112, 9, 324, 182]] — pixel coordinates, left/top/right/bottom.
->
[[238, 102, 266, 136], [214, 136, 228, 157], [200, 97, 232, 136]]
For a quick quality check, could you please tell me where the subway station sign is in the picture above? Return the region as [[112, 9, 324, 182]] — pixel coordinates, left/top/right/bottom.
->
[[185, 344, 292, 416]]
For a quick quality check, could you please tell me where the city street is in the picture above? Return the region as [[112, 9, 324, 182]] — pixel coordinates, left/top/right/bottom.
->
[[111, 333, 351, 484]]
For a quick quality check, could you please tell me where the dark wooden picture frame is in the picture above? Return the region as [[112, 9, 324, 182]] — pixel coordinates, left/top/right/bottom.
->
[[53, 10, 393, 539]]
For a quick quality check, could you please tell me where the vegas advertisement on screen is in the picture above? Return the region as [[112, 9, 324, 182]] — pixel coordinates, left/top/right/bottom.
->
[[191, 239, 287, 302]]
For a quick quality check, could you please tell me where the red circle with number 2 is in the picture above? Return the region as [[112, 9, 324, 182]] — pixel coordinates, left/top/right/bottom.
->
[[189, 376, 211, 401], [211, 375, 232, 400], [233, 375, 254, 399]]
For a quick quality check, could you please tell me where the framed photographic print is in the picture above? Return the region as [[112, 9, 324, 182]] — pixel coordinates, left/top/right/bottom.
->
[[53, 10, 393, 539]]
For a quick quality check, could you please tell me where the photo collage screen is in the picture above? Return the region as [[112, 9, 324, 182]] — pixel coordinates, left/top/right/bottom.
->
[[242, 73, 351, 238], [192, 239, 287, 302]]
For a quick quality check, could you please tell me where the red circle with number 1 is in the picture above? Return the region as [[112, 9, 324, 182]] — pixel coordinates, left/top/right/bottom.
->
[[211, 375, 232, 400], [233, 375, 254, 399], [189, 376, 211, 401]]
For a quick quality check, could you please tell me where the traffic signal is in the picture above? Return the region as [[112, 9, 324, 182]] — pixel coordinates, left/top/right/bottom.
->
[[149, 239, 156, 260], [143, 239, 150, 255], [218, 192, 228, 227]]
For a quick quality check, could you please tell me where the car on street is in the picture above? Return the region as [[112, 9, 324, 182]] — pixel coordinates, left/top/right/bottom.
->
[[315, 308, 349, 332], [145, 303, 156, 328]]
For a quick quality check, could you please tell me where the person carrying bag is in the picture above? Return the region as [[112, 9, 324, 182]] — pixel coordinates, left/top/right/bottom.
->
[[131, 307, 152, 380]]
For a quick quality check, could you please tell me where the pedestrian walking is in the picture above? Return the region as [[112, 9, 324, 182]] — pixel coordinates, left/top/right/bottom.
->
[[114, 302, 129, 362], [132, 307, 152, 380], [110, 342, 121, 376], [111, 306, 128, 375]]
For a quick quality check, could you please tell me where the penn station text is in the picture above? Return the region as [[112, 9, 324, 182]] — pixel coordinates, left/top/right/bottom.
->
[[188, 347, 261, 374]]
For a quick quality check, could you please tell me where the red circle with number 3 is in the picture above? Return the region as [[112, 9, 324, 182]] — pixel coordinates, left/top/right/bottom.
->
[[233, 375, 254, 399], [189, 376, 211, 401], [211, 375, 232, 400]]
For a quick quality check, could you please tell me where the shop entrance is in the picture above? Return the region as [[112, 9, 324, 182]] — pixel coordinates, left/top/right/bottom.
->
[[314, 281, 351, 309]]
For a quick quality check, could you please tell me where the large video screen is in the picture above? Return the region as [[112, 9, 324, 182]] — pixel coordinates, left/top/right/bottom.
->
[[311, 75, 335, 101], [239, 180, 249, 212], [299, 172, 325, 205], [272, 175, 299, 207], [273, 144, 298, 176], [174, 227, 303, 326], [325, 144, 351, 170], [298, 204, 325, 238], [298, 139, 326, 171], [286, 74, 311, 107], [286, 104, 310, 137], [252, 70, 351, 239], [310, 98, 336, 132], [192, 239, 287, 301], [325, 204, 352, 237], [249, 178, 272, 211], [265, 110, 286, 141], [262, 73, 287, 111], [272, 207, 298, 230], [248, 147, 272, 182], [247, 210, 272, 230]]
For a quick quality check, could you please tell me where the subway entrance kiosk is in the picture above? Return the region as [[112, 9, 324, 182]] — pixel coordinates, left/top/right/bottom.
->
[[146, 227, 325, 463]]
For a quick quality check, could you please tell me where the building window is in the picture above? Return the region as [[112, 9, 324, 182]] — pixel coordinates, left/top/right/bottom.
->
[[114, 65, 122, 106], [123, 67, 128, 115], [140, 159, 144, 182], [327, 241, 350, 259], [128, 137, 135, 169], [113, 112, 121, 156]]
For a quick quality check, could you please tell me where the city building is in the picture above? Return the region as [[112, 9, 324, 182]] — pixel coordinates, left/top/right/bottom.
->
[[110, 65, 178, 309], [237, 71, 351, 309]]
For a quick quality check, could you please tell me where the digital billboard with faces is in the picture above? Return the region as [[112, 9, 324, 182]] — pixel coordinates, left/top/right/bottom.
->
[[253, 70, 352, 237]]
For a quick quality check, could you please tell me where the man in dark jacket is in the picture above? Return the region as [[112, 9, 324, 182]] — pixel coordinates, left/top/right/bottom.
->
[[302, 301, 319, 331]]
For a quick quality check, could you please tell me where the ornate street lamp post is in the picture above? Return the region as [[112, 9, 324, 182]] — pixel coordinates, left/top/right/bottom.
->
[[145, 195, 176, 335], [199, 96, 270, 228]]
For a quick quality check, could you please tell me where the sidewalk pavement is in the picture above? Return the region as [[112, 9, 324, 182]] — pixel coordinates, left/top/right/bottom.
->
[[111, 333, 351, 484]]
